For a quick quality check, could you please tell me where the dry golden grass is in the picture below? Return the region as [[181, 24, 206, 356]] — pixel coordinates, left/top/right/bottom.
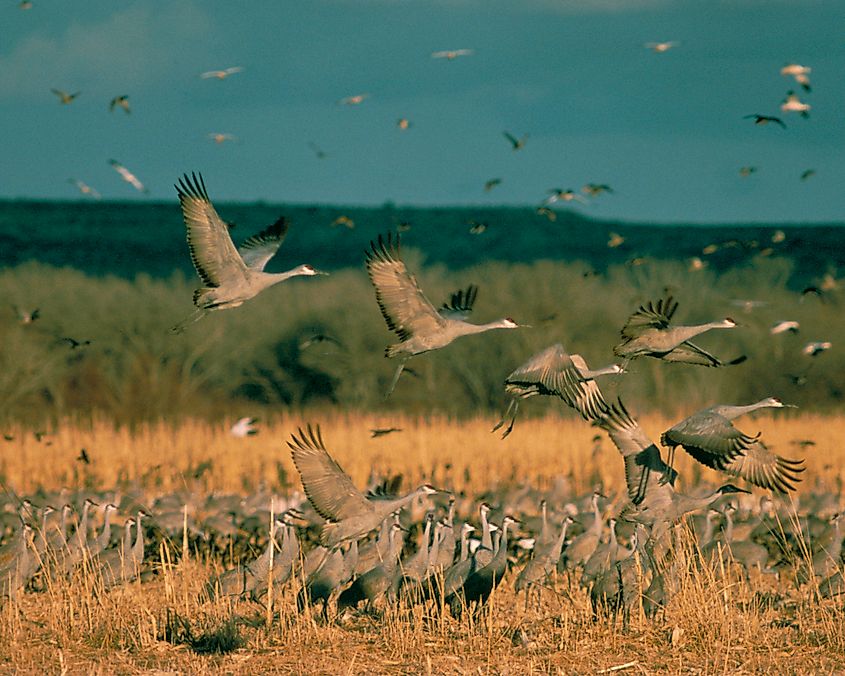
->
[[0, 412, 842, 674]]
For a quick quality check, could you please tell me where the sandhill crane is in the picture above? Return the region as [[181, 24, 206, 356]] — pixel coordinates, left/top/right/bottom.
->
[[229, 417, 258, 437], [51, 88, 80, 104], [613, 296, 745, 367], [171, 173, 326, 332], [288, 425, 437, 547], [743, 114, 786, 129], [109, 95, 131, 114], [365, 233, 522, 395], [493, 343, 622, 438], [559, 492, 604, 573], [337, 523, 405, 612], [207, 518, 286, 600], [582, 183, 614, 197], [515, 515, 574, 607], [448, 516, 518, 618], [297, 540, 358, 620], [0, 524, 34, 599], [803, 341, 831, 356], [87, 503, 118, 557], [660, 398, 804, 492]]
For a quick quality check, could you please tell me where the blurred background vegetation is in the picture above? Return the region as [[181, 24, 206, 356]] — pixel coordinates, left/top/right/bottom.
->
[[0, 246, 840, 426]]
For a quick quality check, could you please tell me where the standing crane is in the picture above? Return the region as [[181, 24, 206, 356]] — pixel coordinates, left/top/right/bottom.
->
[[171, 173, 327, 332], [365, 233, 523, 395]]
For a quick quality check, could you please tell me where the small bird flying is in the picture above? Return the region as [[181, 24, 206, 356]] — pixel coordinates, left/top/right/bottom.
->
[[230, 417, 258, 437], [484, 178, 502, 192], [781, 91, 810, 118], [200, 66, 243, 80], [109, 160, 148, 194], [771, 320, 800, 335], [800, 169, 816, 182], [51, 89, 80, 105], [545, 189, 587, 205], [645, 41, 679, 52], [781, 63, 811, 91], [208, 132, 236, 144], [431, 49, 473, 60], [68, 178, 101, 199], [503, 131, 527, 151], [109, 95, 131, 114], [744, 114, 786, 129], [338, 93, 369, 105]]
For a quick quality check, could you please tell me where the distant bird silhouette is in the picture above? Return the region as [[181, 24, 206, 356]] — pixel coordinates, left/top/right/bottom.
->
[[308, 142, 327, 159], [800, 169, 816, 181], [230, 417, 258, 437], [370, 428, 403, 438], [582, 183, 614, 197], [76, 448, 90, 464], [200, 66, 243, 80], [366, 233, 522, 395], [431, 49, 473, 60], [51, 89, 80, 104], [331, 215, 355, 229], [607, 232, 625, 248], [109, 159, 148, 194], [171, 173, 326, 332], [60, 337, 91, 349], [802, 341, 831, 357], [503, 131, 527, 151], [468, 221, 488, 235], [744, 114, 786, 129], [484, 178, 502, 192], [12, 305, 39, 325], [645, 41, 679, 52], [68, 178, 100, 199], [536, 206, 557, 222], [770, 320, 800, 335], [781, 63, 811, 91], [739, 166, 757, 177], [545, 189, 587, 205], [208, 132, 236, 144], [338, 93, 368, 105], [109, 95, 131, 114], [396, 118, 411, 130], [781, 91, 810, 118]]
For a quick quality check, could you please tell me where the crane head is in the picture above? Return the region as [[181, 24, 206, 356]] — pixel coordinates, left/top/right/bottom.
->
[[500, 318, 522, 329], [299, 264, 329, 276], [722, 317, 738, 327]]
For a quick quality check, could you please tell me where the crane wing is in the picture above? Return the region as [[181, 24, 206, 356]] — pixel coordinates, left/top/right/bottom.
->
[[365, 233, 446, 341], [685, 441, 804, 493], [659, 340, 723, 366], [288, 425, 372, 522], [439, 284, 478, 321], [503, 346, 607, 422], [175, 172, 247, 288], [238, 217, 289, 271], [597, 399, 676, 504], [661, 411, 759, 459], [620, 296, 678, 339]]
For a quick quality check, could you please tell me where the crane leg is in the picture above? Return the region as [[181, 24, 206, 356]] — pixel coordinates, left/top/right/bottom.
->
[[385, 359, 408, 398], [491, 399, 518, 438], [170, 308, 207, 334], [660, 446, 677, 485]]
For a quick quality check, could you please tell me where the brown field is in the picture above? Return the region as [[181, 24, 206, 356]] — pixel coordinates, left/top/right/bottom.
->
[[0, 412, 843, 674]]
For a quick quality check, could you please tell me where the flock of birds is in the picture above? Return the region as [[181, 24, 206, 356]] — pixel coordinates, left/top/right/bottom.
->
[[0, 166, 838, 628]]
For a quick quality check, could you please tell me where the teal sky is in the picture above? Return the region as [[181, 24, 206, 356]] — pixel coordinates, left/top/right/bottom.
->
[[1, 0, 843, 223]]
